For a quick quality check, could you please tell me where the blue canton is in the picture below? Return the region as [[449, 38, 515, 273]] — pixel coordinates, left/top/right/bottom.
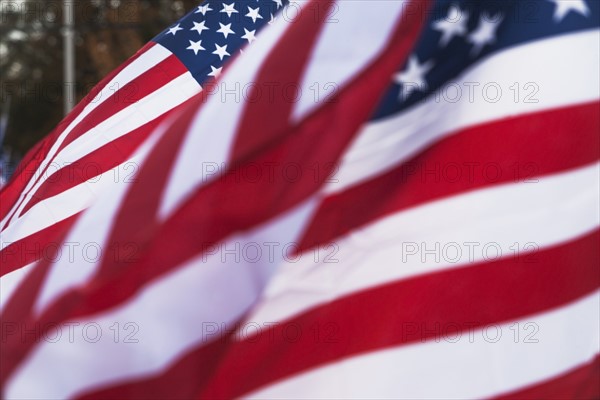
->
[[153, 0, 288, 84], [372, 0, 600, 121]]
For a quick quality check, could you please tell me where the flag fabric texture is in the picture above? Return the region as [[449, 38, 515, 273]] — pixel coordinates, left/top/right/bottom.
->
[[1, 0, 599, 399]]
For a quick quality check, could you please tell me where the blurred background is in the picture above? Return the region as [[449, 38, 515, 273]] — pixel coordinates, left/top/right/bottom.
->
[[0, 0, 199, 184]]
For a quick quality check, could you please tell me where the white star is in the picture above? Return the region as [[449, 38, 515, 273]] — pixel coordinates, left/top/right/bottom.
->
[[186, 39, 205, 55], [547, 0, 590, 22], [467, 12, 504, 57], [393, 55, 434, 100], [167, 23, 183, 35], [241, 28, 257, 43], [217, 22, 235, 38], [221, 3, 238, 17], [190, 20, 209, 35], [269, 13, 276, 25], [213, 43, 230, 60], [432, 4, 469, 47], [195, 3, 213, 15], [246, 6, 263, 23], [208, 65, 222, 78], [272, 0, 283, 8]]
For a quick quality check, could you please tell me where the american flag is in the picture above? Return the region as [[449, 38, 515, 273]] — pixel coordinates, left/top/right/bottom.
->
[[1, 0, 599, 398]]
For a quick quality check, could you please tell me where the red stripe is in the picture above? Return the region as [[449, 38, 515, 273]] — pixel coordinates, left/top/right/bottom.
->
[[0, 214, 79, 278], [0, 220, 76, 384], [0, 42, 159, 224], [195, 230, 599, 398], [494, 354, 600, 400], [229, 0, 335, 162], [93, 95, 204, 283], [298, 102, 600, 252]]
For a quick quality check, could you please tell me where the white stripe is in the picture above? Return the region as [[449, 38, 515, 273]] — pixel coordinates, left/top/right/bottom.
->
[[291, 0, 408, 121], [0, 44, 172, 231], [0, 73, 200, 248], [5, 199, 319, 400], [324, 29, 600, 194], [0, 261, 36, 312], [247, 291, 600, 399], [88, 44, 173, 112], [246, 162, 600, 327]]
